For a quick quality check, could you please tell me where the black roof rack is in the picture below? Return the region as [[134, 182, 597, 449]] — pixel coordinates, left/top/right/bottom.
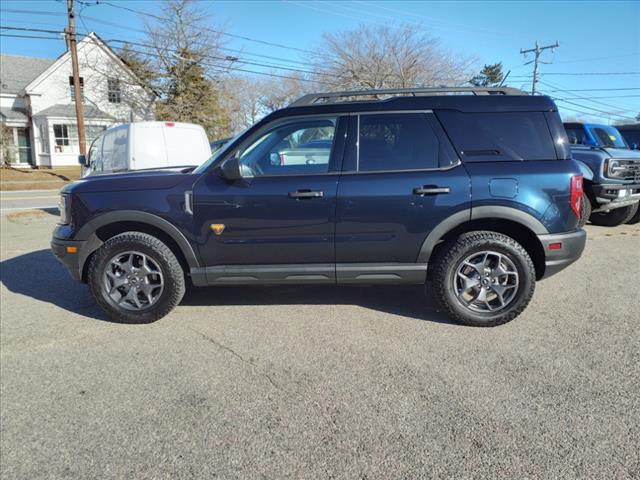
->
[[290, 86, 527, 107]]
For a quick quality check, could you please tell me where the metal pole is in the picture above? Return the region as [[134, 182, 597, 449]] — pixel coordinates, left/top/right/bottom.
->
[[66, 0, 87, 156], [520, 41, 559, 95]]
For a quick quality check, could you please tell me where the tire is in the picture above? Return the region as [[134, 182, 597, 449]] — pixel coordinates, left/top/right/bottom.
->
[[590, 203, 639, 227], [625, 202, 640, 225], [578, 193, 592, 228], [431, 231, 536, 327], [88, 232, 186, 323]]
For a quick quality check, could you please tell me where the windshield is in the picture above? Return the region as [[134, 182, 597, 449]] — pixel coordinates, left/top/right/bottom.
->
[[193, 129, 247, 174], [586, 125, 629, 149]]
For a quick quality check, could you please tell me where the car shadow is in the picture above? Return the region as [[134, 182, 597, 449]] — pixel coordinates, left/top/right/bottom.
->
[[0, 249, 456, 325], [0, 249, 108, 321], [182, 284, 456, 325]]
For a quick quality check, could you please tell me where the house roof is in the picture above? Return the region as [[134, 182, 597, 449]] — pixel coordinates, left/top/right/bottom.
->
[[0, 106, 28, 122], [34, 103, 113, 119], [0, 55, 55, 95]]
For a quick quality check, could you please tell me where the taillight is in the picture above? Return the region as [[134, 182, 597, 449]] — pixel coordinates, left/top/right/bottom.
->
[[570, 175, 583, 218]]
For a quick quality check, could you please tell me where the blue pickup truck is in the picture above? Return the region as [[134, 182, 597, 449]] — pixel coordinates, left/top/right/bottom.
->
[[564, 122, 640, 226]]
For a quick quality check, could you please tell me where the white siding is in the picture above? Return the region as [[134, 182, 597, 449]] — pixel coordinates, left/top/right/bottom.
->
[[18, 34, 156, 167]]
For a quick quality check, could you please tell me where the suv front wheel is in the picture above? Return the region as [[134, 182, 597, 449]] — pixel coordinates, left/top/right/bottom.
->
[[431, 231, 536, 327], [88, 232, 186, 323]]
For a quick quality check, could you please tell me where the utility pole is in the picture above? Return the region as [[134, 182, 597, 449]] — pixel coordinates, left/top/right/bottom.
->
[[65, 0, 87, 156], [520, 41, 559, 95]]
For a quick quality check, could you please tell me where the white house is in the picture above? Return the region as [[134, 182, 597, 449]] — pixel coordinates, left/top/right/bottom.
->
[[0, 33, 155, 167]]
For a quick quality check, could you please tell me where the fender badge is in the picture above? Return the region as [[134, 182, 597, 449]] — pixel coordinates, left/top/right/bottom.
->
[[210, 224, 225, 235]]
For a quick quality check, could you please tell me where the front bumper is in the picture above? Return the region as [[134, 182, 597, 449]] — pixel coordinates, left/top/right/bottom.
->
[[592, 183, 640, 212], [51, 233, 103, 283], [51, 238, 86, 282], [537, 229, 587, 279]]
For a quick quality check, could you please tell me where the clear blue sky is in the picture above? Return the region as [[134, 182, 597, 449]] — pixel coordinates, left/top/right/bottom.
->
[[1, 0, 639, 124]]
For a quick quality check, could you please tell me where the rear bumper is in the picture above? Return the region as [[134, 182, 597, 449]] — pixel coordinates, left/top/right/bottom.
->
[[592, 183, 640, 212], [537, 229, 587, 279]]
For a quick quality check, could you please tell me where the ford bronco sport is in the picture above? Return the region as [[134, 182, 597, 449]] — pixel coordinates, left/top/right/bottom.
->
[[52, 87, 587, 327]]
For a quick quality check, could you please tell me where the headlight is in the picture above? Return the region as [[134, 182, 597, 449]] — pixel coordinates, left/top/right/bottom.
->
[[58, 194, 70, 225], [605, 158, 634, 179]]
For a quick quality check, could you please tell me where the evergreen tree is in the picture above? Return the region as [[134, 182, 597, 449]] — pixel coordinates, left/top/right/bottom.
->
[[470, 63, 505, 87]]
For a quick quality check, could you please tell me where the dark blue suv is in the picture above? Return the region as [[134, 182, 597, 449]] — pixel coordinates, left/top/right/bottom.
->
[[51, 87, 586, 327]]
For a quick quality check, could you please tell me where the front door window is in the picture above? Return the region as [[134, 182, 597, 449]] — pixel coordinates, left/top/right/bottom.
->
[[238, 117, 337, 177]]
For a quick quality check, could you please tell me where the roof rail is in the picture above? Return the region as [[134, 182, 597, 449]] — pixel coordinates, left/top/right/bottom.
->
[[289, 86, 527, 107]]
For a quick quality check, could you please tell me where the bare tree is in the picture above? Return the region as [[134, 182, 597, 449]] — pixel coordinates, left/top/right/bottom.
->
[[0, 125, 16, 167], [218, 76, 264, 133], [314, 24, 476, 91], [257, 73, 308, 112], [143, 0, 232, 139], [219, 73, 309, 135]]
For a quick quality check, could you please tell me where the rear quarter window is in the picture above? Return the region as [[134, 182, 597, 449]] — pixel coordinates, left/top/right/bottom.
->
[[436, 111, 557, 162]]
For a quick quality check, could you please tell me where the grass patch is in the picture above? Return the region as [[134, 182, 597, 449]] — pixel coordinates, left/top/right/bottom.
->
[[0, 167, 81, 191], [5, 209, 55, 224]]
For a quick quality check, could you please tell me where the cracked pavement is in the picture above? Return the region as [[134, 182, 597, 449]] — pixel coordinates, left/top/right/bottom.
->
[[1, 211, 639, 479]]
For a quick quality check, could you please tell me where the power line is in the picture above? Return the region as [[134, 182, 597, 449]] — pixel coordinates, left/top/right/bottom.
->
[[555, 95, 640, 100], [542, 72, 640, 76], [0, 33, 63, 41], [540, 79, 638, 114], [0, 8, 66, 16], [95, 0, 337, 60], [552, 53, 640, 64], [546, 87, 640, 92]]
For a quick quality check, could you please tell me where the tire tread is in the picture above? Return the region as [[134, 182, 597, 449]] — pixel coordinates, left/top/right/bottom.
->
[[431, 231, 536, 327], [88, 232, 185, 324]]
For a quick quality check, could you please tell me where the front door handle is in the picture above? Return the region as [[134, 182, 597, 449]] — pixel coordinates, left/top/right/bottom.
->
[[289, 189, 324, 199], [413, 186, 451, 196]]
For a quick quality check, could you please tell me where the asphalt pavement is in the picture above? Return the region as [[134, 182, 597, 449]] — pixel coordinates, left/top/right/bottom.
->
[[0, 189, 60, 213], [1, 211, 639, 479]]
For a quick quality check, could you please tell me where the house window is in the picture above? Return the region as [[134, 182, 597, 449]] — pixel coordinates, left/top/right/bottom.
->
[[39, 124, 50, 153], [107, 78, 122, 104], [69, 76, 84, 102], [53, 124, 72, 147]]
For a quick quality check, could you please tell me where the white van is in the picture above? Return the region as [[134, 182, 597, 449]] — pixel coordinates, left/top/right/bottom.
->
[[81, 122, 211, 176]]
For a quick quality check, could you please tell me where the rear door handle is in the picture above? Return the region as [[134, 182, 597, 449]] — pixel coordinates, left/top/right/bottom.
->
[[413, 186, 451, 196], [289, 189, 324, 199]]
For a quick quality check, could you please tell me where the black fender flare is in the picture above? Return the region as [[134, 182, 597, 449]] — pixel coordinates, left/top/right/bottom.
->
[[417, 206, 548, 264], [75, 210, 200, 268]]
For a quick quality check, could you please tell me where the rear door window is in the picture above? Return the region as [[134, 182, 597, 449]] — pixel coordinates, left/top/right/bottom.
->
[[437, 111, 557, 161], [355, 113, 457, 172]]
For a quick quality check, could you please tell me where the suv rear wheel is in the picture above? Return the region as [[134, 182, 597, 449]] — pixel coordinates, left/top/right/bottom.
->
[[590, 203, 639, 227], [88, 232, 185, 323], [578, 193, 591, 228], [431, 231, 536, 327]]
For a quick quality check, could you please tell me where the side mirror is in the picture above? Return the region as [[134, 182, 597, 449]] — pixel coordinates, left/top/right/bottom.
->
[[218, 155, 242, 181], [631, 143, 638, 151], [78, 154, 87, 166]]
